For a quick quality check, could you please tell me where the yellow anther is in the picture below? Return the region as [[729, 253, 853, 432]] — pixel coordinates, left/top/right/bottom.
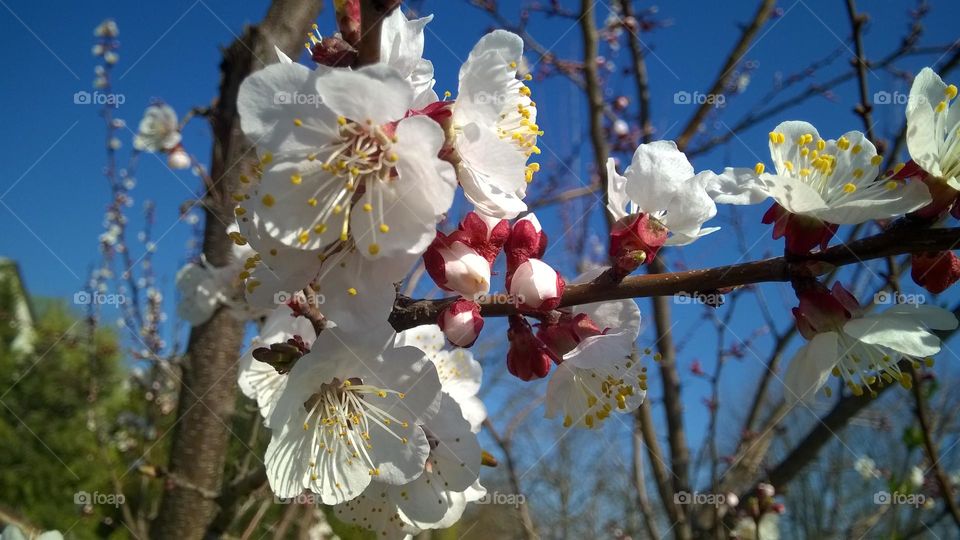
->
[[239, 174, 250, 183], [260, 152, 273, 164], [234, 207, 246, 216], [769, 132, 783, 144], [893, 162, 905, 174], [261, 194, 275, 207], [851, 144, 862, 154], [885, 180, 899, 190], [852, 169, 864, 179], [379, 223, 390, 233], [936, 101, 947, 113], [947, 84, 959, 100], [443, 90, 452, 99], [307, 197, 318, 207], [293, 118, 303, 127], [528, 163, 541, 172], [754, 162, 765, 175], [368, 243, 380, 256], [347, 287, 358, 296], [314, 224, 327, 234], [799, 168, 811, 177], [837, 136, 850, 150], [842, 183, 857, 193], [509, 61, 517, 69], [784, 160, 794, 171], [290, 174, 302, 185], [817, 139, 825, 151], [563, 415, 572, 428], [584, 415, 594, 428], [524, 73, 533, 81], [519, 86, 531, 97], [333, 204, 343, 214], [337, 116, 347, 125], [298, 231, 310, 244], [362, 203, 373, 212]]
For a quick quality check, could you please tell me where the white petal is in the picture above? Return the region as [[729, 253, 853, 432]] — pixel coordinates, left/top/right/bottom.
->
[[843, 315, 943, 357], [314, 65, 413, 125], [783, 331, 839, 404]]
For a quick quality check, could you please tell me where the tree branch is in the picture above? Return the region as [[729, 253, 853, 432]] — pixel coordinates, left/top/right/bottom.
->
[[389, 226, 960, 331]]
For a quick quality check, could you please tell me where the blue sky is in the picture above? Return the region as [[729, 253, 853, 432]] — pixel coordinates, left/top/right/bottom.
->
[[3, 0, 960, 487]]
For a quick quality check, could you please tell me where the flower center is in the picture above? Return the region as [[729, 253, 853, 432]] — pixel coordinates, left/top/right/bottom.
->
[[562, 360, 647, 429], [496, 73, 542, 182], [302, 377, 410, 478]]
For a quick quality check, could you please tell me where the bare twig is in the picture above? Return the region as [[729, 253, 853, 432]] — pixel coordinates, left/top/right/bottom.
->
[[910, 368, 960, 528]]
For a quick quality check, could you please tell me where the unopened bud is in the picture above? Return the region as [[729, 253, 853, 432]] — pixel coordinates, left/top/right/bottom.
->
[[438, 299, 484, 347]]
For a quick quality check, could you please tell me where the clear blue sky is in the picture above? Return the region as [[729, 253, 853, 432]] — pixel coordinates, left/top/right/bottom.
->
[[2, 0, 960, 484]]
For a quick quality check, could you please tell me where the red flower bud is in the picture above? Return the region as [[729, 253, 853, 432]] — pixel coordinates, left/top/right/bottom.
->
[[792, 282, 860, 339], [505, 214, 547, 273], [437, 299, 484, 347], [912, 251, 960, 294], [423, 232, 491, 298], [537, 313, 604, 357], [608, 213, 668, 277], [762, 203, 837, 255], [506, 315, 554, 381]]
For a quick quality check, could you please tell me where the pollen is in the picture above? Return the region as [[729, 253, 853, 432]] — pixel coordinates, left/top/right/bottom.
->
[[851, 144, 862, 154], [293, 118, 303, 126], [379, 223, 390, 233], [290, 174, 302, 185], [368, 243, 380, 256], [852, 169, 864, 179], [509, 61, 517, 69], [362, 203, 373, 212], [337, 116, 347, 126], [885, 180, 899, 190], [261, 194, 275, 207], [444, 90, 452, 99], [754, 162, 765, 175], [936, 101, 947, 113], [260, 152, 273, 165], [870, 155, 883, 166], [768, 131, 785, 144], [314, 224, 327, 234], [307, 197, 318, 207], [298, 231, 310, 244], [347, 287, 358, 296], [842, 183, 857, 193], [947, 84, 958, 100], [837, 136, 850, 150]]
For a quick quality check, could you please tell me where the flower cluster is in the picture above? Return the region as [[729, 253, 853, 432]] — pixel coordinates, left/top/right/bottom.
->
[[219, 1, 960, 531]]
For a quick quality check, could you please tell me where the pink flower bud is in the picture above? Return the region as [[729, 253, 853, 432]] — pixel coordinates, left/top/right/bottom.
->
[[506, 315, 553, 381], [609, 213, 668, 277], [424, 232, 491, 298], [912, 251, 960, 294], [509, 258, 565, 311], [167, 148, 191, 170], [506, 213, 548, 272], [792, 282, 860, 339], [762, 203, 838, 255], [438, 299, 484, 347]]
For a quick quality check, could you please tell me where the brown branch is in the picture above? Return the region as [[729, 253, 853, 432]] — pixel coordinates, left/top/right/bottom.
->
[[675, 0, 777, 151], [150, 1, 323, 538], [580, 0, 611, 226], [636, 400, 680, 532], [390, 226, 960, 331], [910, 368, 960, 528], [618, 0, 653, 144], [844, 0, 878, 145], [483, 418, 539, 540], [631, 406, 663, 540]]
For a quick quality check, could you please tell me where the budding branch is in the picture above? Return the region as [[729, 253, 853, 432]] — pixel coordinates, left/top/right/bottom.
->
[[389, 225, 960, 331]]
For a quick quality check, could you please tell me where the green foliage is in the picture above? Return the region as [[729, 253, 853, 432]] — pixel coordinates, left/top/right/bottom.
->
[[0, 298, 128, 538]]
